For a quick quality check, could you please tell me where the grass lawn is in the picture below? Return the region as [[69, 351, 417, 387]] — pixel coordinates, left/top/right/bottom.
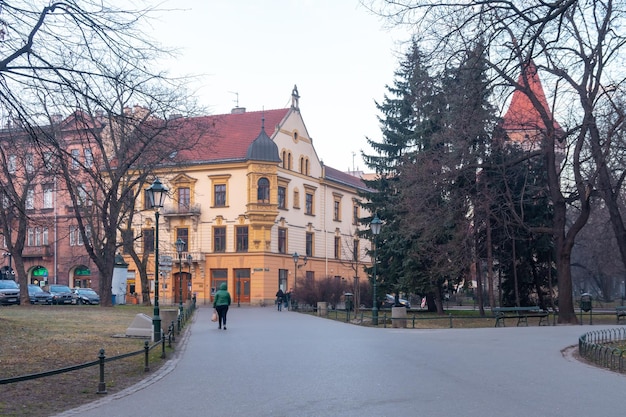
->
[[0, 304, 178, 417]]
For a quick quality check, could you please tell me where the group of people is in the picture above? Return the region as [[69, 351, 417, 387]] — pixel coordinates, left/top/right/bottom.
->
[[211, 284, 295, 330], [275, 288, 292, 311]]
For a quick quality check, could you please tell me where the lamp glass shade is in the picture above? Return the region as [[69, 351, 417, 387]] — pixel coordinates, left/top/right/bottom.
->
[[175, 238, 186, 253], [370, 214, 382, 235], [146, 178, 169, 209], [292, 252, 299, 264]]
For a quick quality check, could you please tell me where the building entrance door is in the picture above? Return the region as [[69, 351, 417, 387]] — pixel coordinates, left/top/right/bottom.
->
[[234, 269, 250, 304]]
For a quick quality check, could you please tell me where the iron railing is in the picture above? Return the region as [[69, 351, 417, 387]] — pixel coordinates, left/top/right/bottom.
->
[[579, 328, 626, 373]]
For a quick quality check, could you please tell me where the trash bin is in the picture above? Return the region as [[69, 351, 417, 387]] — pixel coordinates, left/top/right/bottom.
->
[[111, 294, 116, 305], [580, 293, 593, 325], [580, 293, 592, 312], [344, 293, 354, 311]]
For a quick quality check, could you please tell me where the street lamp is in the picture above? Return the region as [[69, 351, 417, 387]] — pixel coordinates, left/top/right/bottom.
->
[[370, 214, 382, 326], [175, 238, 186, 317], [187, 254, 193, 303], [292, 252, 307, 309], [146, 177, 168, 342]]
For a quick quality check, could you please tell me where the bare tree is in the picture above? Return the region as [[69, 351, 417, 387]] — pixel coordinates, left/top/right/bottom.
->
[[0, 1, 207, 306]]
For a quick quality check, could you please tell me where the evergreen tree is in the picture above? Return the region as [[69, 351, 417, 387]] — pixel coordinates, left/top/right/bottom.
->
[[360, 39, 439, 302]]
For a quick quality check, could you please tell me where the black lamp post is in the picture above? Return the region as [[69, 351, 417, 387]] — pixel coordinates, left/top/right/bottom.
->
[[175, 238, 186, 317], [187, 254, 192, 302], [146, 178, 168, 342], [370, 214, 382, 326], [292, 252, 307, 310]]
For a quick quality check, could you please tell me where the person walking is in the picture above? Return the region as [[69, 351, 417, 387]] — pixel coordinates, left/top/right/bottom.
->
[[213, 282, 231, 330], [276, 288, 285, 311]]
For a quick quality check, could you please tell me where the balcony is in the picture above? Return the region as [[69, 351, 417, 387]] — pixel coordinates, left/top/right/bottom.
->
[[162, 203, 201, 217], [22, 245, 51, 258]]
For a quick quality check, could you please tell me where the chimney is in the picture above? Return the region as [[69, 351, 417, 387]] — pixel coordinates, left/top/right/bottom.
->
[[231, 107, 246, 114]]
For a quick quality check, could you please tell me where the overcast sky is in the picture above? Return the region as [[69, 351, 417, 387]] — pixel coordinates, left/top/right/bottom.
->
[[147, 0, 410, 172]]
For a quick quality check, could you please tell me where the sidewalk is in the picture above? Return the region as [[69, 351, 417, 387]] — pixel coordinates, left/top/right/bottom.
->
[[55, 306, 626, 417]]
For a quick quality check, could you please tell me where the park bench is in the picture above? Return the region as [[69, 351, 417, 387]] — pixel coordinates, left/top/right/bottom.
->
[[492, 306, 550, 327], [616, 306, 626, 324]]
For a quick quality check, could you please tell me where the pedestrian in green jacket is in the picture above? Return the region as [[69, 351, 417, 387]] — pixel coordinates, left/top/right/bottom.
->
[[213, 283, 231, 330]]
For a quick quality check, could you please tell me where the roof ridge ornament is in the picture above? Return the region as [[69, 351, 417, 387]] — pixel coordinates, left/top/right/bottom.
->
[[291, 85, 300, 110]]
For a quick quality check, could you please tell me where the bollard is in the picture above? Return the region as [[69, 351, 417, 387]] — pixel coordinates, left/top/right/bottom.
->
[[161, 332, 166, 359], [97, 348, 107, 394], [144, 340, 150, 372]]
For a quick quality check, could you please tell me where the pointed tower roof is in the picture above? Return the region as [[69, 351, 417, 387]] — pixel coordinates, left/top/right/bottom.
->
[[245, 116, 281, 162], [502, 61, 563, 145]]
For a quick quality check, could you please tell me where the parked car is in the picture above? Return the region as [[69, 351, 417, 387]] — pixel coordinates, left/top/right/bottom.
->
[[44, 284, 75, 305], [382, 294, 411, 309], [28, 284, 53, 305], [73, 288, 100, 305], [0, 279, 20, 306]]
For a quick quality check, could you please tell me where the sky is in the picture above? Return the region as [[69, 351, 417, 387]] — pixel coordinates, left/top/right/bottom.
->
[[145, 0, 411, 172]]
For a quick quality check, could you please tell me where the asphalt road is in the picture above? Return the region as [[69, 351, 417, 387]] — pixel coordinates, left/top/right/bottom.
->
[[55, 306, 625, 417]]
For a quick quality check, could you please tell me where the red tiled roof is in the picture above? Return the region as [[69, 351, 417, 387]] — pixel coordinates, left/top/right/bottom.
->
[[324, 165, 369, 191], [177, 108, 290, 164], [502, 61, 563, 134]]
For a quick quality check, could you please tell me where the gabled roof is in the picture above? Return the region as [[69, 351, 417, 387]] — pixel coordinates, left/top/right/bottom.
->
[[502, 61, 563, 135]]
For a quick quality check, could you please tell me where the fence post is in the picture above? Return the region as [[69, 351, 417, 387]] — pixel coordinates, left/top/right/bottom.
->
[[97, 348, 107, 394], [144, 341, 150, 372], [449, 313, 453, 328]]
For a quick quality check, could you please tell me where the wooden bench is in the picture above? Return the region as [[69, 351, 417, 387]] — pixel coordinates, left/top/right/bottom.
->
[[617, 306, 626, 324], [492, 306, 550, 327]]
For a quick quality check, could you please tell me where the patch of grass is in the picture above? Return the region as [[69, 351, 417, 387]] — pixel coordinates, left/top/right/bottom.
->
[[0, 305, 178, 417]]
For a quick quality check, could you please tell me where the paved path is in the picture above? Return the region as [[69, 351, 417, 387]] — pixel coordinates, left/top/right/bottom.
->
[[56, 307, 625, 417]]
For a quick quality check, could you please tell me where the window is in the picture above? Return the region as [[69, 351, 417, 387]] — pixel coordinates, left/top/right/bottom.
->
[[353, 239, 360, 262], [43, 187, 53, 209], [143, 228, 154, 253], [8, 154, 16, 174], [122, 229, 133, 254], [28, 228, 49, 246], [334, 236, 341, 259], [287, 152, 292, 170], [26, 189, 34, 210], [214, 184, 226, 207], [25, 153, 34, 173], [213, 227, 226, 252], [353, 204, 360, 226], [236, 226, 248, 252], [282, 151, 287, 169], [279, 269, 288, 291], [77, 184, 91, 206], [257, 177, 270, 203], [143, 189, 153, 210], [306, 270, 315, 281], [70, 225, 83, 246], [278, 186, 286, 209], [177, 228, 189, 250], [84, 148, 93, 168], [71, 149, 80, 170], [178, 187, 190, 212], [278, 228, 287, 254], [43, 152, 53, 171], [305, 193, 314, 215], [333, 200, 341, 221], [306, 232, 313, 257]]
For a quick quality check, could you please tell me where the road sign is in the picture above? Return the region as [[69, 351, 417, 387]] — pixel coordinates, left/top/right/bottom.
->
[[159, 255, 173, 267]]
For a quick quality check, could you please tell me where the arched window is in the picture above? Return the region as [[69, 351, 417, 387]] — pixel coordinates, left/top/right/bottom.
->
[[257, 177, 270, 203], [281, 151, 287, 169]]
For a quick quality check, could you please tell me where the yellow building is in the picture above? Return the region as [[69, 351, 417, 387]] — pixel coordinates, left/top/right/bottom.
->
[[132, 87, 371, 306]]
